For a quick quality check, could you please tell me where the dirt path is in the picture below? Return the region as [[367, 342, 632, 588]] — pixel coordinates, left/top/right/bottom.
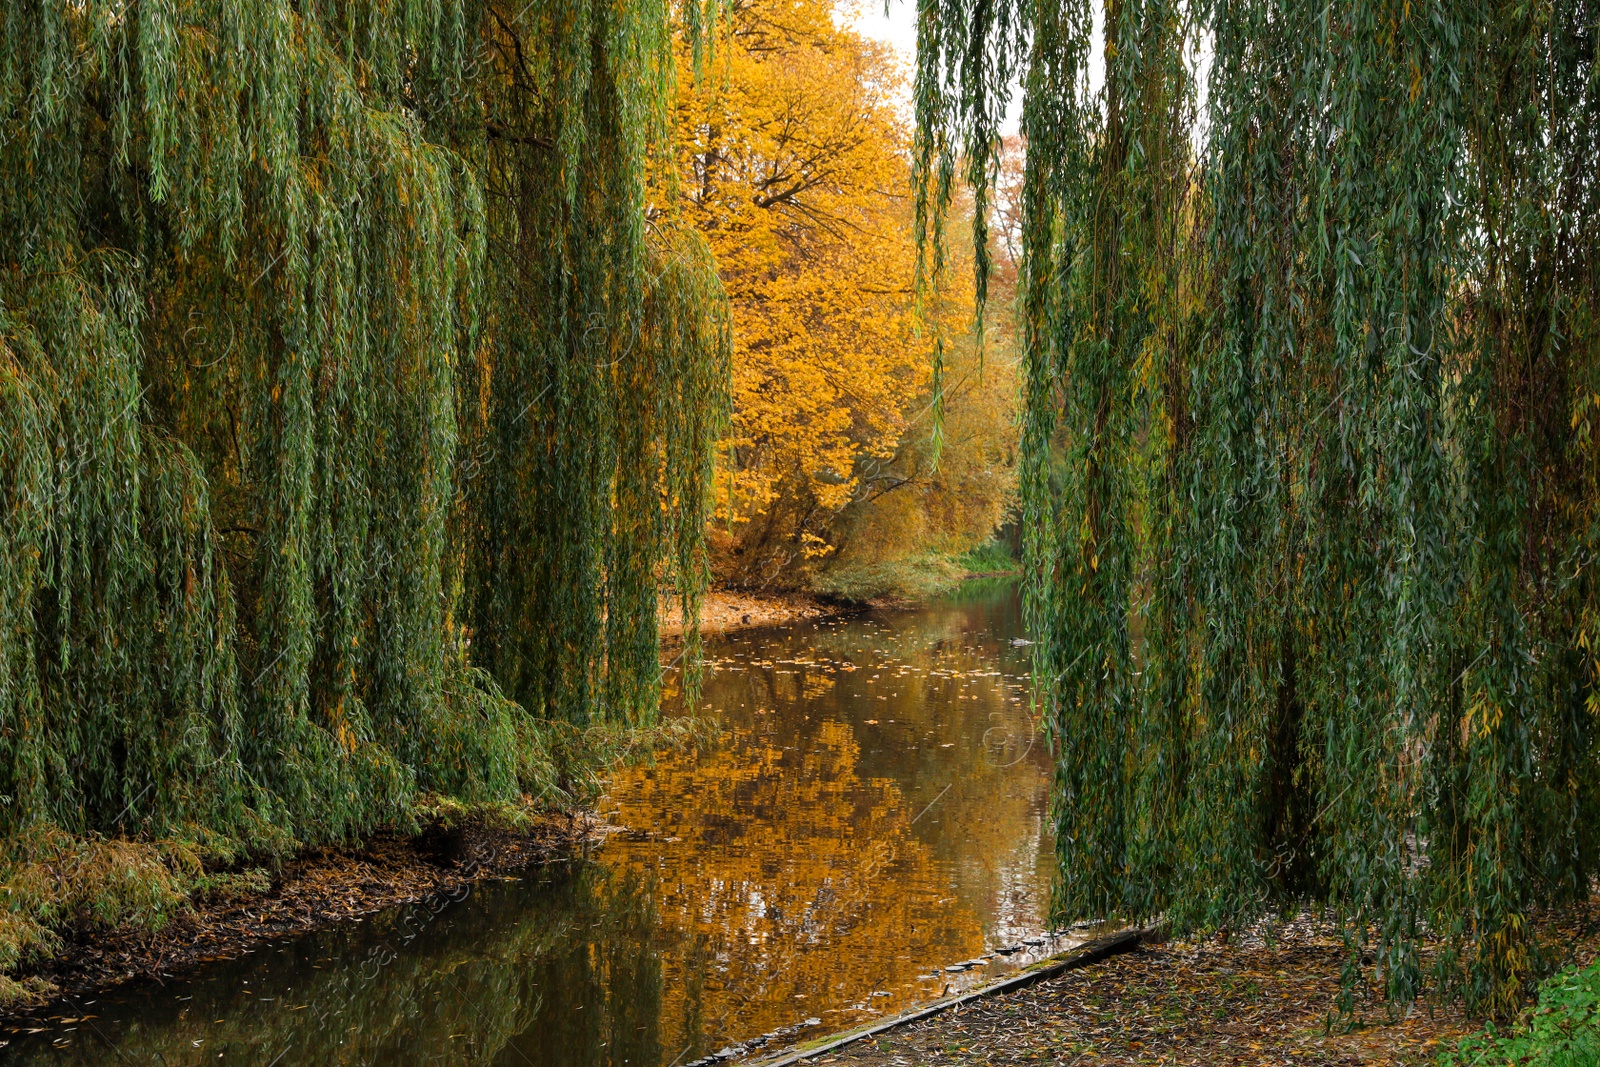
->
[[800, 906, 1600, 1067]]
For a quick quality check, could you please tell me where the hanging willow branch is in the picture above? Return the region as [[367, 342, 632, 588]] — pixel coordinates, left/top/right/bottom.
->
[[917, 0, 1600, 1014], [0, 0, 728, 847]]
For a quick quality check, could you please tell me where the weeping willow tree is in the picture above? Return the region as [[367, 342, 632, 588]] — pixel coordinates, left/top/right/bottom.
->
[[917, 0, 1600, 1013], [0, 0, 728, 849]]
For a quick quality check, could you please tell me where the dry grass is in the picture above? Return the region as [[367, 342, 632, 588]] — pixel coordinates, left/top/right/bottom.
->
[[0, 825, 203, 1008]]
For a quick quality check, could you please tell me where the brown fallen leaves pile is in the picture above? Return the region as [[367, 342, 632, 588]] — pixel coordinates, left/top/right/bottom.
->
[[815, 902, 1600, 1067]]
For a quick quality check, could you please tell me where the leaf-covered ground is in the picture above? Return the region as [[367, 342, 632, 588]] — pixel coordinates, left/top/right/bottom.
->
[[810, 906, 1600, 1067]]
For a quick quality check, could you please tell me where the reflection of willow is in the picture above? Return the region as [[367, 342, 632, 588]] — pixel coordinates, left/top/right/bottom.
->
[[13, 868, 665, 1067]]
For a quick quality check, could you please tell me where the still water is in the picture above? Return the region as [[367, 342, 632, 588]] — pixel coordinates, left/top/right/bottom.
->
[[7, 582, 1062, 1066]]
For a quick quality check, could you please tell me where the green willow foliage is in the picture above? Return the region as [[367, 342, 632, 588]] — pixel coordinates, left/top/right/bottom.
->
[[0, 0, 728, 847], [916, 0, 1600, 1013]]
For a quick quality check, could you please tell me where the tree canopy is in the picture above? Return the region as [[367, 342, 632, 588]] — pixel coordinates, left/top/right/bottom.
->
[[676, 0, 1018, 593], [0, 0, 729, 848], [915, 0, 1599, 1012]]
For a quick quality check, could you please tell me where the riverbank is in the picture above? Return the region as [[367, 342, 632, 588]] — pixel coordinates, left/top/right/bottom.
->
[[659, 573, 1021, 644], [780, 903, 1600, 1067], [0, 808, 607, 1027], [659, 589, 862, 639]]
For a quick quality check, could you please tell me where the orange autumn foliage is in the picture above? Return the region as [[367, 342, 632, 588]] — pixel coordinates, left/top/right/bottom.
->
[[813, 142, 1025, 599], [673, 0, 1018, 592], [675, 0, 922, 584]]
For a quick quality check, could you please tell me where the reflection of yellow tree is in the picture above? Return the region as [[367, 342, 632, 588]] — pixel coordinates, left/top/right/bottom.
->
[[606, 721, 979, 1046], [796, 611, 1053, 946], [612, 601, 1052, 1049]]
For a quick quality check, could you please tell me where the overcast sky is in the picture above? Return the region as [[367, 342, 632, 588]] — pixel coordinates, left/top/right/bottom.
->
[[843, 0, 1090, 138], [848, 0, 920, 60], [843, 4, 1211, 154]]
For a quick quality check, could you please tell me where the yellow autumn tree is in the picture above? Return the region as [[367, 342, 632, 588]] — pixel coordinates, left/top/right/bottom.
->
[[674, 0, 1017, 592], [814, 139, 1025, 600]]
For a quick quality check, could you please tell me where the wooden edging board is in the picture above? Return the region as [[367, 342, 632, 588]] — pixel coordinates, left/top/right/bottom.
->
[[743, 927, 1148, 1067]]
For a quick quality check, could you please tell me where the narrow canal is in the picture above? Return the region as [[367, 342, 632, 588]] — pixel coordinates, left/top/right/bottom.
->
[[8, 582, 1065, 1066]]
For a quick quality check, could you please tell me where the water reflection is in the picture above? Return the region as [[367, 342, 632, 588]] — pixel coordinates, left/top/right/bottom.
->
[[6, 582, 1054, 1066]]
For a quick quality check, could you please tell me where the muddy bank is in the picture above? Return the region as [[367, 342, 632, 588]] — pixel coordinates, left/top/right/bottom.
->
[[659, 589, 862, 640], [1, 811, 605, 1030], [658, 575, 1020, 645]]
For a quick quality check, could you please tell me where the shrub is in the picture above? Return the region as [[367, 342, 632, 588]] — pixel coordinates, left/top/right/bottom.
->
[[1441, 960, 1600, 1067]]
